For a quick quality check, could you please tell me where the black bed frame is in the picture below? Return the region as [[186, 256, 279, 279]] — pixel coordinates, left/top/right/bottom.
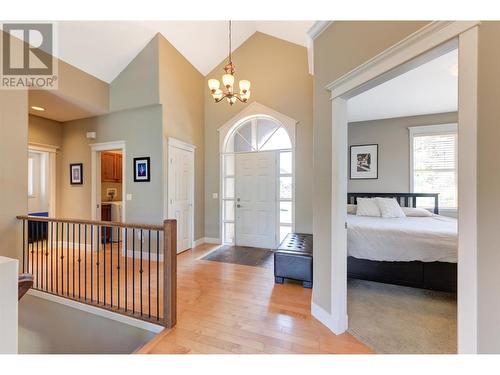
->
[[347, 192, 457, 293]]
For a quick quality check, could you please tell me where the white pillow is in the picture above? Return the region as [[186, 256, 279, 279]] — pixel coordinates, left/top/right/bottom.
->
[[356, 198, 381, 217], [401, 207, 433, 217], [376, 197, 406, 218], [347, 204, 357, 215]]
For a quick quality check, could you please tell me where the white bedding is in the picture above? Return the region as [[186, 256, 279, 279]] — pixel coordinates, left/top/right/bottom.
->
[[347, 214, 457, 263]]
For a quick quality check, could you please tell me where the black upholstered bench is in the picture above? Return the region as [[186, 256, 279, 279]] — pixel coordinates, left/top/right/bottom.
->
[[274, 233, 313, 288]]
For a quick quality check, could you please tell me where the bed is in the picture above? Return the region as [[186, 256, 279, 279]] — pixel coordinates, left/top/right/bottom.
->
[[347, 193, 457, 292]]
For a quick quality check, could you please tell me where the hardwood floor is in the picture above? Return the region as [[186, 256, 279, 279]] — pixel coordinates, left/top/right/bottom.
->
[[138, 244, 373, 354]]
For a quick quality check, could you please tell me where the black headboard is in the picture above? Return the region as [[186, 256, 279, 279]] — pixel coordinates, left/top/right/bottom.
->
[[347, 192, 439, 214]]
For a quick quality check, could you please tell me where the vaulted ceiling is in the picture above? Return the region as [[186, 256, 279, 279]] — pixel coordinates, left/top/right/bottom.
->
[[57, 21, 315, 83]]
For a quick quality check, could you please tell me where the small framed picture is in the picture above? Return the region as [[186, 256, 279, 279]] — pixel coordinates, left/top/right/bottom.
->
[[70, 163, 83, 185], [350, 144, 378, 180], [134, 157, 150, 182]]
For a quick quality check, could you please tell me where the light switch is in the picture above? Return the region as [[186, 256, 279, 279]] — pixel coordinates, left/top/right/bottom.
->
[[212, 193, 218, 199], [126, 194, 132, 201]]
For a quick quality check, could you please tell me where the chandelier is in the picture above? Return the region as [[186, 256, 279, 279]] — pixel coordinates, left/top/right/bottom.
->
[[208, 21, 251, 105]]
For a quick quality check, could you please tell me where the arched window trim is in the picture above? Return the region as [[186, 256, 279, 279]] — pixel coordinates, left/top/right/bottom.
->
[[218, 102, 297, 247], [218, 102, 297, 153]]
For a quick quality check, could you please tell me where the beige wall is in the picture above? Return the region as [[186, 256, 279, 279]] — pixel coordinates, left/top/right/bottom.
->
[[204, 32, 313, 239], [476, 21, 500, 353], [313, 21, 430, 312], [348, 112, 457, 193], [158, 35, 205, 241], [60, 105, 164, 225], [110, 36, 159, 112], [19, 294, 154, 353], [0, 90, 28, 259]]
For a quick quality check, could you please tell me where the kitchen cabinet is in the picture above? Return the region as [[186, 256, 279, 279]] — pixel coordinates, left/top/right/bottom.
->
[[101, 152, 122, 182]]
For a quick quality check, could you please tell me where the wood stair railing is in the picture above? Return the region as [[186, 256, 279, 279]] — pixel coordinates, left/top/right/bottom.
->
[[18, 273, 34, 300]]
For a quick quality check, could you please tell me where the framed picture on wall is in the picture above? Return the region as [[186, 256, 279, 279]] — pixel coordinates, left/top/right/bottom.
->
[[350, 144, 378, 179], [70, 163, 83, 185], [134, 157, 150, 182]]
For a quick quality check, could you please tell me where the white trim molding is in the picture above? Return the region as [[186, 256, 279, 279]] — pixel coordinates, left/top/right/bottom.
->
[[326, 21, 480, 98], [306, 21, 333, 75], [27, 289, 163, 333], [320, 21, 479, 354], [311, 302, 347, 335]]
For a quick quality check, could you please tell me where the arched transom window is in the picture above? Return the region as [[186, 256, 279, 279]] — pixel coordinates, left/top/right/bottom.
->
[[225, 116, 292, 153]]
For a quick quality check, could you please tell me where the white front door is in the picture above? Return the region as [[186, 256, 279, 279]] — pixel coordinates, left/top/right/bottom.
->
[[168, 145, 194, 253], [235, 151, 277, 248]]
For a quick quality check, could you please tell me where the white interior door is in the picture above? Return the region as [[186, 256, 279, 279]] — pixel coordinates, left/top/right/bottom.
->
[[168, 145, 194, 253], [235, 151, 277, 248]]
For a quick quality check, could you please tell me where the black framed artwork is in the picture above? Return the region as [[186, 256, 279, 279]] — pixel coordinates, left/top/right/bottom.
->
[[134, 157, 150, 182], [349, 144, 378, 180], [70, 163, 83, 185]]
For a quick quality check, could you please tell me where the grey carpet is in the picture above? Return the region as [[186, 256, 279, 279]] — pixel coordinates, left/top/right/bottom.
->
[[202, 245, 274, 269], [347, 279, 457, 354]]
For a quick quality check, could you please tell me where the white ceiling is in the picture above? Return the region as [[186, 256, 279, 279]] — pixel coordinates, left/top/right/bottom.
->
[[347, 49, 458, 123], [56, 21, 314, 83]]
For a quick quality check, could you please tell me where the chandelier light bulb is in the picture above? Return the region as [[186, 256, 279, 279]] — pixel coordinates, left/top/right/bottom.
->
[[239, 80, 251, 93], [208, 79, 220, 92], [213, 89, 223, 101], [222, 73, 235, 89], [240, 90, 251, 101]]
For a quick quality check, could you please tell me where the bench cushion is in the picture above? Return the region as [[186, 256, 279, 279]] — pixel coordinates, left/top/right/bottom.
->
[[274, 233, 313, 286]]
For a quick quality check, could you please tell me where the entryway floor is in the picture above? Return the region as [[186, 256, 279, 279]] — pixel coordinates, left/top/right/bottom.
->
[[201, 245, 273, 269]]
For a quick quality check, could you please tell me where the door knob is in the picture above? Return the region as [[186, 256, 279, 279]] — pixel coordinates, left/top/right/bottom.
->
[[237, 204, 241, 208]]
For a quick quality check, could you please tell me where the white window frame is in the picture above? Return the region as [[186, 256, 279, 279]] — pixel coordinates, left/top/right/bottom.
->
[[409, 123, 458, 211]]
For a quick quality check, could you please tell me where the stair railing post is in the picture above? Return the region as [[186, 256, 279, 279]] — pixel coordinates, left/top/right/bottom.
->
[[163, 219, 177, 328]]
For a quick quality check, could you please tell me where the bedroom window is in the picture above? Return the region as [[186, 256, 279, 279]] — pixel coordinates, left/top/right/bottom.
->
[[409, 124, 458, 209]]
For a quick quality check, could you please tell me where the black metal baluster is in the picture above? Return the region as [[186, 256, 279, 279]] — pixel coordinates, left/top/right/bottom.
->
[[56, 222, 59, 294], [117, 227, 120, 310], [22, 220, 25, 273], [60, 223, 64, 294], [132, 229, 135, 314], [35, 221, 39, 288], [91, 225, 94, 302], [110, 226, 113, 308], [140, 229, 143, 316], [29, 222, 33, 276], [104, 226, 107, 306], [125, 228, 128, 313], [85, 224, 88, 301], [148, 230, 151, 319], [45, 221, 49, 291], [78, 223, 81, 299], [97, 225, 100, 304], [67, 222, 70, 296], [156, 230, 159, 320], [50, 221, 54, 292], [41, 221, 45, 289], [72, 223, 75, 298]]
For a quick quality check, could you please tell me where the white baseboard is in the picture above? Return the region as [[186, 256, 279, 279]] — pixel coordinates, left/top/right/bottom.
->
[[27, 289, 163, 333], [203, 237, 220, 244], [311, 301, 348, 335], [193, 238, 205, 247]]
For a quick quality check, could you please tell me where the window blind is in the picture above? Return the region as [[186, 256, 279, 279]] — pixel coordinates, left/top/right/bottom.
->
[[413, 132, 457, 209]]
